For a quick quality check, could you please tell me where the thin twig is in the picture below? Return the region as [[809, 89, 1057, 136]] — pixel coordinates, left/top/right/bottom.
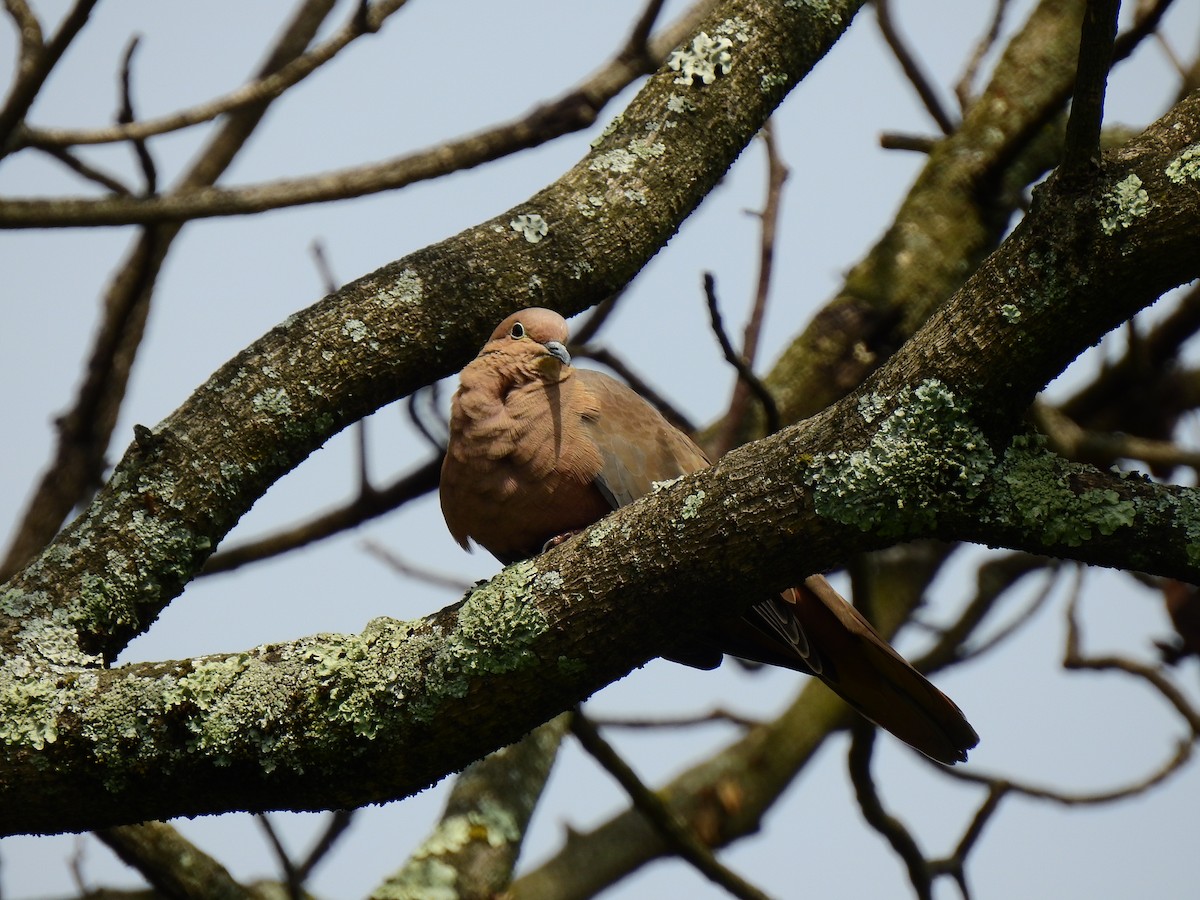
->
[[588, 708, 763, 730], [949, 562, 1060, 664], [0, 0, 340, 580], [15, 0, 411, 149], [570, 711, 772, 900], [309, 240, 339, 294], [622, 0, 669, 68], [848, 723, 935, 900], [714, 123, 788, 457], [874, 0, 956, 134], [0, 0, 718, 227], [407, 384, 449, 453], [1060, 0, 1121, 186], [1063, 573, 1200, 734], [296, 810, 355, 882], [879, 131, 937, 153], [0, 0, 98, 155], [118, 36, 157, 193], [941, 739, 1195, 806], [570, 289, 624, 345], [1034, 401, 1200, 473], [362, 539, 473, 594], [256, 814, 302, 900], [38, 144, 132, 194], [955, 0, 1013, 109], [201, 456, 441, 575], [703, 273, 780, 438]]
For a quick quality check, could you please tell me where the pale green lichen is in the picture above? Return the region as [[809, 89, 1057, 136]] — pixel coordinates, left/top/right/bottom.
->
[[585, 516, 620, 547], [410, 799, 520, 860], [681, 490, 707, 519], [807, 379, 995, 536], [342, 319, 369, 343], [510, 213, 549, 244], [373, 858, 458, 900], [409, 562, 548, 721], [172, 654, 251, 711], [589, 139, 664, 175], [251, 387, 292, 417], [378, 268, 423, 308], [714, 17, 752, 41], [1099, 173, 1151, 235], [667, 32, 733, 85], [1000, 303, 1022, 323], [1163, 489, 1200, 565], [589, 113, 624, 150], [590, 148, 637, 174], [0, 660, 63, 748], [666, 93, 695, 115], [1165, 144, 1200, 185], [987, 435, 1137, 546], [760, 70, 789, 92]]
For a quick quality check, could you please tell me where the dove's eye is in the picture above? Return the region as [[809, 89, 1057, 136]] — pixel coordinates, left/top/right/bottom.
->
[[509, 322, 525, 339]]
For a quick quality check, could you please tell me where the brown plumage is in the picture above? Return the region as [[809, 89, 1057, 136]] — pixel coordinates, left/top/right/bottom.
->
[[440, 308, 979, 764]]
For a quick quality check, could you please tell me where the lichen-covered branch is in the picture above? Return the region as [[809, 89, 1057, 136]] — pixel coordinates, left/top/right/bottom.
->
[[2, 0, 1200, 844]]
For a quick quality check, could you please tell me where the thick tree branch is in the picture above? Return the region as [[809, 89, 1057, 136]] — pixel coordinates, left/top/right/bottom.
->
[[0, 0, 869, 667], [3, 1, 1200, 842], [0, 0, 341, 582]]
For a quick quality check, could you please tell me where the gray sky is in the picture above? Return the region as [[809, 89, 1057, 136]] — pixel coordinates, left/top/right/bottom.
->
[[3, 1, 1199, 897]]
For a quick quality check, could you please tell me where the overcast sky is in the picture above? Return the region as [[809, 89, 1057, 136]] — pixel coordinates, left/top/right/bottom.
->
[[3, 2, 1200, 898]]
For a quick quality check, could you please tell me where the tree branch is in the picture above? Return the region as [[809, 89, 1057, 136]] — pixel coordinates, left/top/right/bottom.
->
[[0, 0, 719, 227], [1060, 0, 1120, 185]]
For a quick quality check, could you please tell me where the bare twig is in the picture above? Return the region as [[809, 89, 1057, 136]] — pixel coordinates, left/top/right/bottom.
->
[[873, 0, 956, 134], [309, 240, 339, 294], [201, 456, 442, 575], [622, 0, 669, 68], [942, 739, 1195, 806], [589, 708, 763, 730], [0, 0, 340, 580], [296, 810, 355, 883], [0, 0, 97, 155], [1063, 573, 1200, 735], [570, 289, 624, 345], [848, 723, 936, 900], [714, 123, 788, 457], [1034, 402, 1200, 473], [570, 711, 772, 900], [407, 384, 448, 453], [955, 0, 1013, 108], [703, 272, 781, 440], [117, 37, 157, 194], [38, 144, 133, 194], [948, 561, 1060, 665], [15, 0, 411, 149], [879, 131, 937, 153], [362, 539, 472, 594], [256, 815, 302, 900], [0, 0, 718, 227], [1060, 0, 1120, 186]]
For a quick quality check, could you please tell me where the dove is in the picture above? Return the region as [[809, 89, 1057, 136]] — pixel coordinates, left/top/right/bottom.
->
[[440, 308, 978, 763]]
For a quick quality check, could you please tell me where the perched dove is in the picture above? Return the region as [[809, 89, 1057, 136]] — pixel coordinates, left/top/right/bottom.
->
[[440, 308, 979, 764]]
